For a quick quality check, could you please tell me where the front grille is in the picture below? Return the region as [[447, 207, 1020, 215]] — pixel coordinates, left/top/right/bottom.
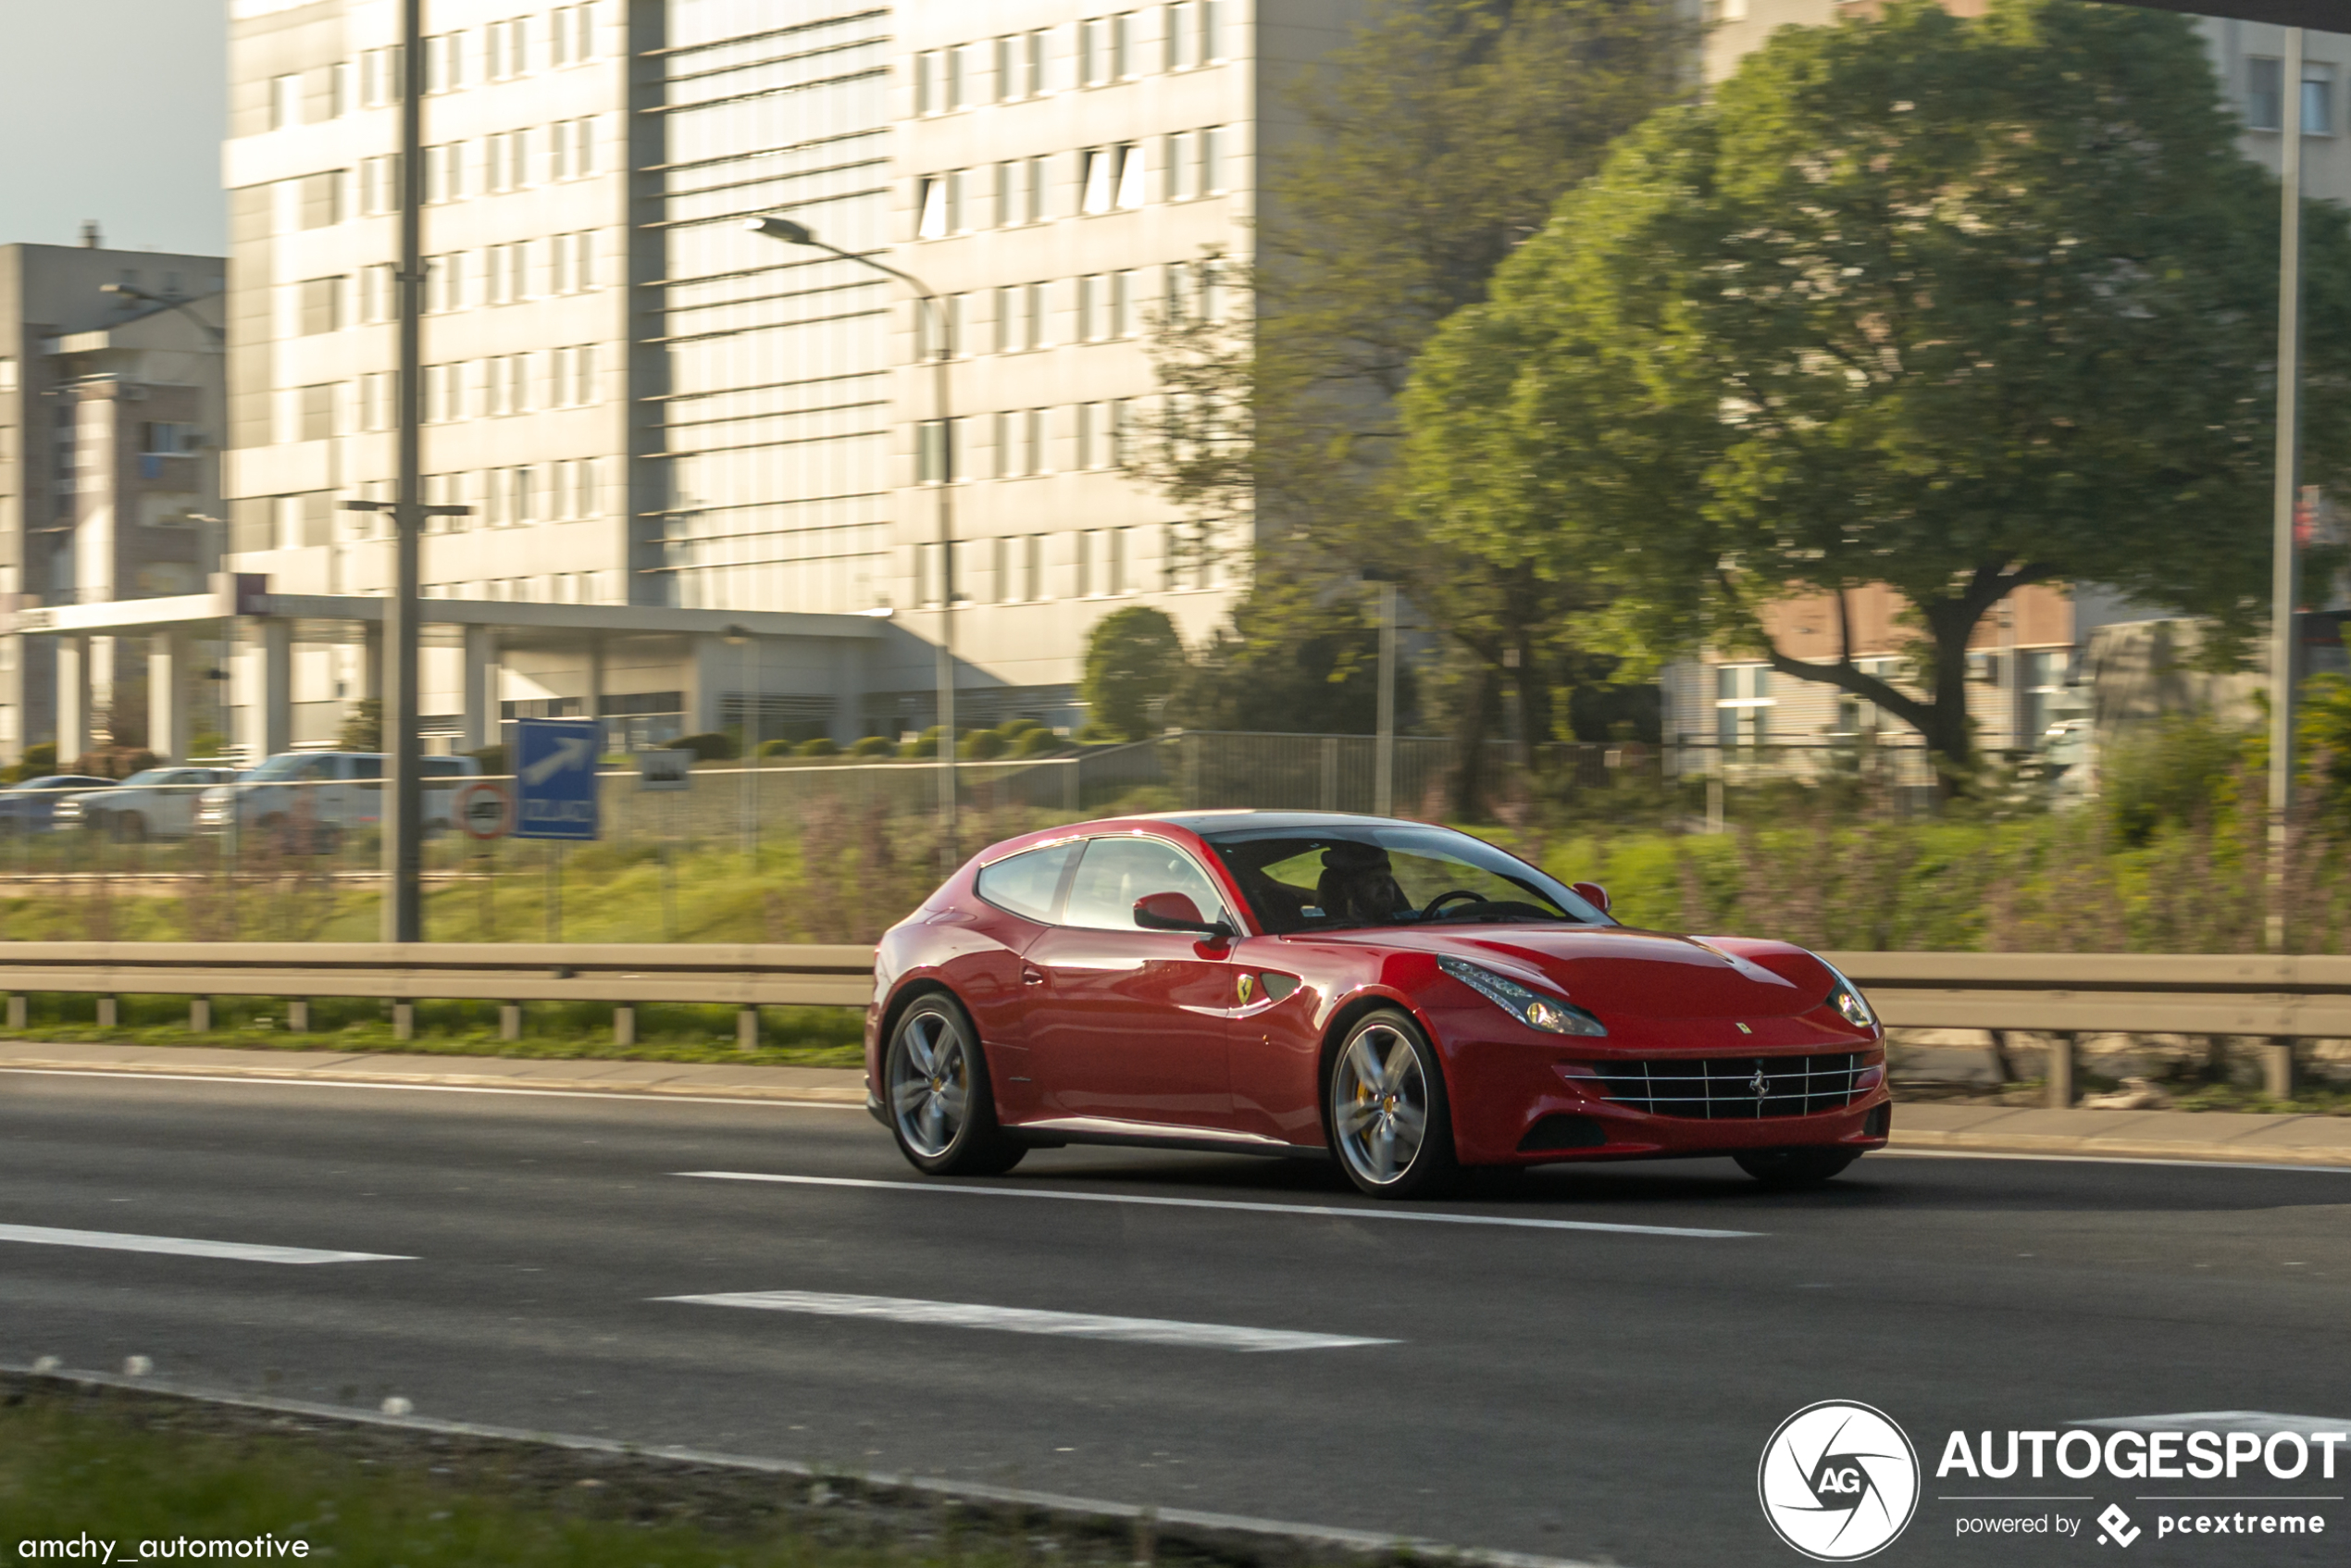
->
[[1593, 1052, 1866, 1119]]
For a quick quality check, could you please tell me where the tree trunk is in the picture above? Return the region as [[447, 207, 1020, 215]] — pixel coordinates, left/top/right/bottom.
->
[[1449, 662, 1501, 821], [1922, 606, 1981, 799], [1514, 652, 1550, 777]]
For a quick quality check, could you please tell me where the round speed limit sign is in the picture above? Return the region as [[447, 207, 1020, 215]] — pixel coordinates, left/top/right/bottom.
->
[[455, 779, 514, 840]]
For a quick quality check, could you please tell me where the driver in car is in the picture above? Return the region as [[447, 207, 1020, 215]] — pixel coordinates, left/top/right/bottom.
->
[[1316, 840, 1410, 926]]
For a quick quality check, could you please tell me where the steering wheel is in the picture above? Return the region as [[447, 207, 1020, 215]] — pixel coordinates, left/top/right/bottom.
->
[[1422, 889, 1490, 918]]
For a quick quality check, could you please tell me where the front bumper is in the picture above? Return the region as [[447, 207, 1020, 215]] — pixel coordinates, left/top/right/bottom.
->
[[1445, 1035, 1893, 1165]]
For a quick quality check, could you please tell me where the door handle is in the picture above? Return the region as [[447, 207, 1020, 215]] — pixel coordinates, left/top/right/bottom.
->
[[1021, 964, 1046, 986]]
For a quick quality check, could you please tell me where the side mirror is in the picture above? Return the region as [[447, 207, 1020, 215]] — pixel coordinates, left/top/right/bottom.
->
[[1133, 891, 1233, 939], [1571, 881, 1612, 915]]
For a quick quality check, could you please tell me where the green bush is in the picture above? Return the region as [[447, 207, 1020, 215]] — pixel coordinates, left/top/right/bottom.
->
[[958, 729, 1005, 760], [793, 736, 841, 758], [849, 734, 898, 758], [756, 738, 796, 758], [675, 730, 738, 763], [1012, 726, 1064, 758], [466, 743, 508, 776], [2101, 713, 2254, 845], [5, 741, 57, 785], [900, 725, 946, 759]]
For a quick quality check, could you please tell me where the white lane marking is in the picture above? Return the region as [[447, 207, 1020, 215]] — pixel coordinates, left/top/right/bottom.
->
[[0, 1363, 1616, 1568], [676, 1171, 1761, 1238], [0, 1066, 864, 1111], [1881, 1149, 2351, 1175], [0, 1223, 411, 1264], [2073, 1411, 2351, 1437], [659, 1289, 1395, 1351]]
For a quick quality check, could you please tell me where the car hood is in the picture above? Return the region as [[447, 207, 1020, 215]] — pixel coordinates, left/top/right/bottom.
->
[[1319, 925, 1837, 1020]]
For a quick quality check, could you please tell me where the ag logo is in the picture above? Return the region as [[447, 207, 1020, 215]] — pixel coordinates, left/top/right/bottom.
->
[[1758, 1400, 1920, 1561]]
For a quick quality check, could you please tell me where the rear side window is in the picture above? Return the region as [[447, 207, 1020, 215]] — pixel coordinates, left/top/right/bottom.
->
[[1064, 837, 1230, 931], [976, 841, 1080, 923]]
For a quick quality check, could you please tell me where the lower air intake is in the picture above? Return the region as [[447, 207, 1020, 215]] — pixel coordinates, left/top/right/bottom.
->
[[1594, 1052, 1867, 1120]]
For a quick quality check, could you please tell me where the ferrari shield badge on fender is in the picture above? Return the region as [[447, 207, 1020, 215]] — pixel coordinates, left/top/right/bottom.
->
[[1237, 973, 1254, 1003]]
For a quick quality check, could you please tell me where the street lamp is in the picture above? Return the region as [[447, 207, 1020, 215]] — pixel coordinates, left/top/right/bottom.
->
[[722, 622, 755, 859], [744, 215, 960, 871]]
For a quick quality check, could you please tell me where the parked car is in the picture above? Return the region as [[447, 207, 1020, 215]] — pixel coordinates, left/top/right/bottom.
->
[[867, 810, 1890, 1198], [0, 775, 118, 835], [54, 766, 241, 842], [193, 752, 481, 851]]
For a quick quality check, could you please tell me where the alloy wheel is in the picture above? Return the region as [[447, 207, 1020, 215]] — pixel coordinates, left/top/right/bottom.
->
[[1333, 1023, 1430, 1187], [889, 1005, 972, 1159]]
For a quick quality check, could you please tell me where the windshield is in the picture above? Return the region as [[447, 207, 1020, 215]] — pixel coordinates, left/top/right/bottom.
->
[[243, 754, 318, 781], [1197, 822, 1607, 934], [119, 769, 178, 787]]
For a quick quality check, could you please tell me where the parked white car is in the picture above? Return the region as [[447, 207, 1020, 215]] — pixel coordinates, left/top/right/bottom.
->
[[54, 766, 239, 842], [193, 752, 481, 851]]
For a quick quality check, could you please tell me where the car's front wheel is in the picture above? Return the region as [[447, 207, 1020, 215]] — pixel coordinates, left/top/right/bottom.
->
[[1735, 1148, 1860, 1188], [883, 992, 1025, 1177], [1327, 1009, 1457, 1199]]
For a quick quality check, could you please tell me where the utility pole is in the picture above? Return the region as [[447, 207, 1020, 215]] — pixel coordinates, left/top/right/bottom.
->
[[2267, 27, 2305, 954], [1374, 579, 1397, 816]]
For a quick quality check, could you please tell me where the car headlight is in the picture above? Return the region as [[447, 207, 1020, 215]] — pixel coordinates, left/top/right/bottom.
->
[[1826, 969, 1875, 1028], [1437, 955, 1606, 1037]]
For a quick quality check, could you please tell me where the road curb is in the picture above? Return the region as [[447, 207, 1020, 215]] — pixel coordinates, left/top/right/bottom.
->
[[0, 1055, 866, 1106], [1887, 1128, 2351, 1168]]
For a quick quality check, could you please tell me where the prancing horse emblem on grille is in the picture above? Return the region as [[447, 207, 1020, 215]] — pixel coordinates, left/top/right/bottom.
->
[[1748, 1064, 1771, 1098]]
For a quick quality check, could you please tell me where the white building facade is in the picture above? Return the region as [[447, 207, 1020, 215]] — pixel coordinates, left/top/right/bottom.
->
[[155, 0, 1371, 764]]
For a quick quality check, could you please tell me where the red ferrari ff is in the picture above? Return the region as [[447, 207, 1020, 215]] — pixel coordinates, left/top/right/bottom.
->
[[865, 812, 1890, 1199]]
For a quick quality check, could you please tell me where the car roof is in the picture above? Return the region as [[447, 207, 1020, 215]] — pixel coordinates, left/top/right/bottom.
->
[[1138, 810, 1443, 832]]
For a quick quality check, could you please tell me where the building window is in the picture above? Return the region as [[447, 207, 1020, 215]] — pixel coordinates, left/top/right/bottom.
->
[[916, 176, 947, 239], [360, 47, 402, 106], [423, 31, 466, 93], [1081, 148, 1114, 214], [2021, 649, 2071, 747], [551, 4, 595, 66], [2307, 64, 2338, 137], [486, 18, 528, 81], [1714, 665, 1772, 747], [1113, 143, 1146, 208], [917, 418, 956, 484], [1202, 0, 1226, 61], [2249, 57, 2283, 131], [298, 276, 345, 335], [1202, 125, 1227, 193], [914, 49, 941, 114], [1080, 17, 1112, 85], [1165, 3, 1199, 70], [1113, 12, 1135, 78], [269, 74, 301, 130], [1167, 130, 1200, 200], [424, 143, 466, 203], [297, 384, 338, 444]]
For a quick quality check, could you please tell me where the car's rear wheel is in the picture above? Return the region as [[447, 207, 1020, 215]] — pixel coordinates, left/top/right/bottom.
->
[[113, 813, 146, 844], [1735, 1148, 1860, 1188], [884, 992, 1025, 1177], [1328, 1009, 1457, 1199]]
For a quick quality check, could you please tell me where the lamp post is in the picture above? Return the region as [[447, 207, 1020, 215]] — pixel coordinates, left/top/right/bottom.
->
[[2267, 27, 2306, 954], [744, 215, 959, 871], [722, 622, 754, 859]]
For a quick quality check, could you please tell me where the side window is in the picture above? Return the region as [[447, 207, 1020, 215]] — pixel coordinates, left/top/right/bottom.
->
[[975, 841, 1080, 923], [1064, 837, 1228, 931], [347, 755, 382, 780]]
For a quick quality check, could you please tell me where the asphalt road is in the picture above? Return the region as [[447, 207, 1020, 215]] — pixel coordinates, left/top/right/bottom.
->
[[5, 1070, 2349, 1568]]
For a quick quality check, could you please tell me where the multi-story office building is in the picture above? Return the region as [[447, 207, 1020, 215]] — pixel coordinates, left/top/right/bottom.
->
[[0, 0, 1363, 767], [0, 241, 229, 762]]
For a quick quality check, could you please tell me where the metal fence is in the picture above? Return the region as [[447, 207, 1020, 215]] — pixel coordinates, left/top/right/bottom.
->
[[0, 728, 1965, 941]]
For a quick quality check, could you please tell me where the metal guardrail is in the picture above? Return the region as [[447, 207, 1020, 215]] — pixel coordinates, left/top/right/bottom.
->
[[0, 942, 876, 1046], [0, 946, 2333, 1094]]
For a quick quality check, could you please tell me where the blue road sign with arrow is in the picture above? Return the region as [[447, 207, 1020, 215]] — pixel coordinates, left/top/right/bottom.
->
[[513, 717, 603, 841]]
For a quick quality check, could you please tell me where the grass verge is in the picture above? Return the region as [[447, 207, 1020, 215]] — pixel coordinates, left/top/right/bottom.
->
[[0, 1374, 1355, 1568], [0, 994, 865, 1069]]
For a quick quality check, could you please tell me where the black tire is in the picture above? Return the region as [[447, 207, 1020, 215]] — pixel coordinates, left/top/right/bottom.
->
[[1326, 1008, 1459, 1199], [882, 992, 1026, 1177], [1735, 1148, 1860, 1188]]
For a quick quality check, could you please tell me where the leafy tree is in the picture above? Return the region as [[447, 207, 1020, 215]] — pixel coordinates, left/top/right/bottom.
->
[[1129, 0, 1692, 811], [338, 698, 383, 753], [1080, 606, 1188, 740], [1168, 570, 1409, 735], [1406, 0, 2351, 791]]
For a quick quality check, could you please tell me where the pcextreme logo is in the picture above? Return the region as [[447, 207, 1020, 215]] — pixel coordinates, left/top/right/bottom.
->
[[1760, 1400, 1923, 1562]]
